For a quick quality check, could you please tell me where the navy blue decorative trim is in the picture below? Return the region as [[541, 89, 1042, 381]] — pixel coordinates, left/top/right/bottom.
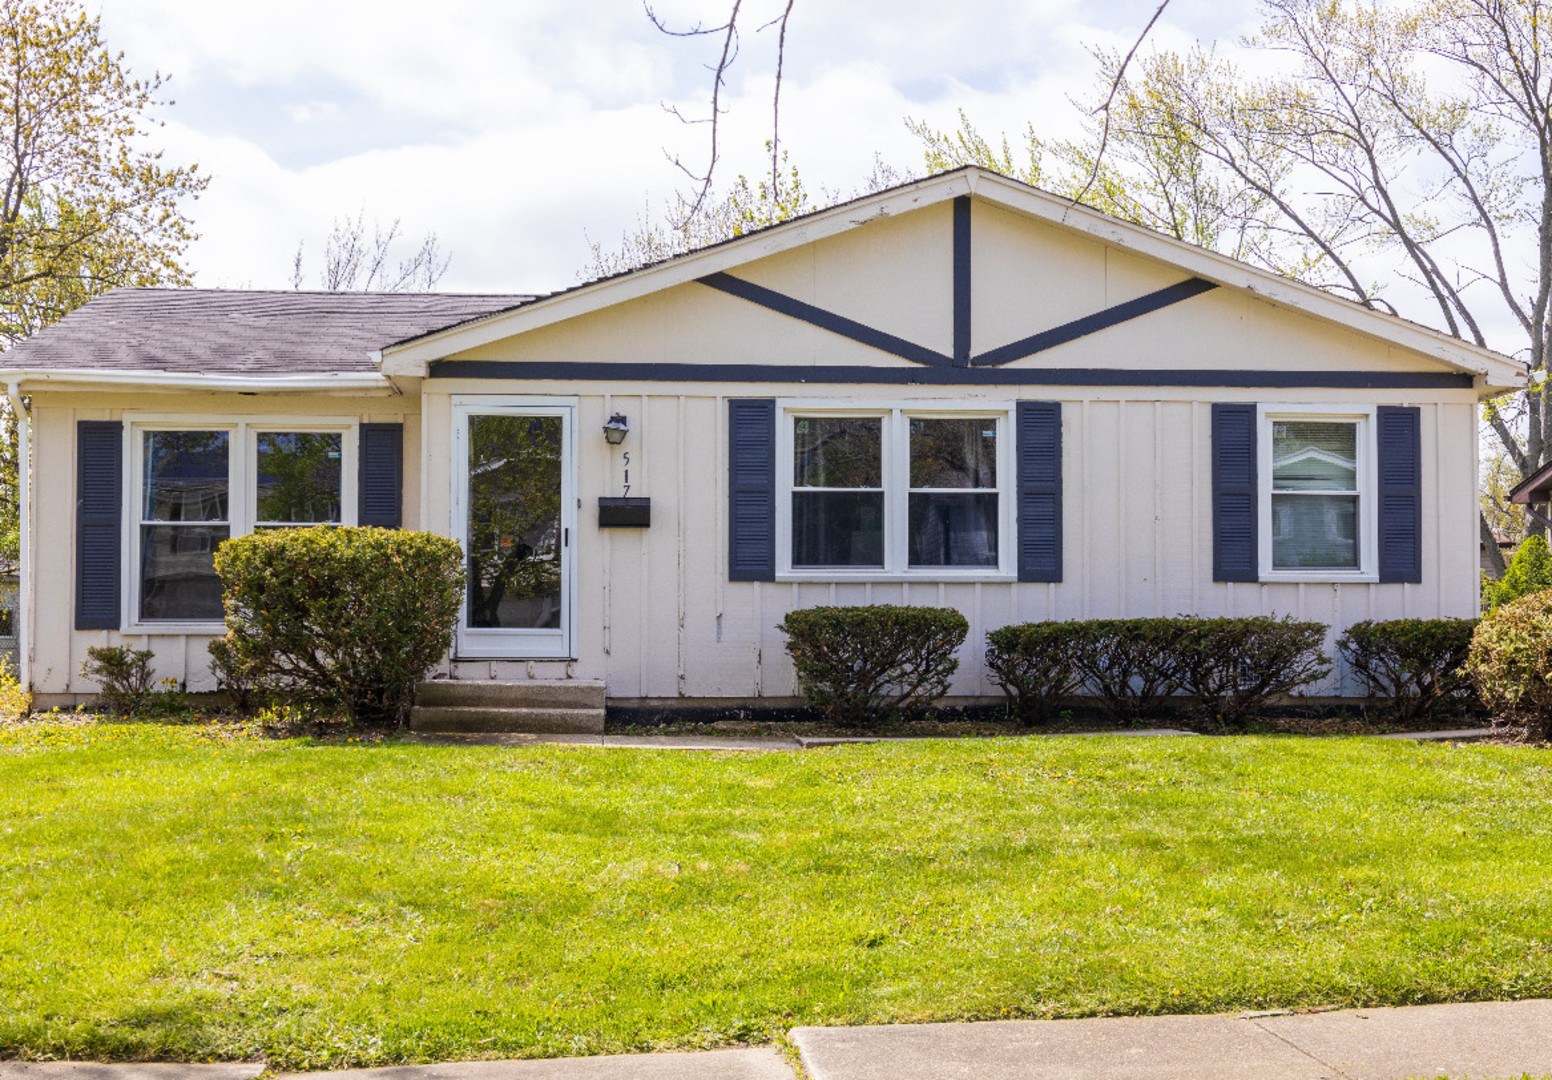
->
[[1376, 405, 1422, 583], [728, 399, 777, 581], [1016, 402, 1062, 582], [358, 422, 403, 528], [76, 419, 123, 631], [974, 278, 1220, 366], [698, 272, 951, 367], [429, 360, 1472, 390], [1211, 403, 1259, 583], [953, 196, 972, 366]]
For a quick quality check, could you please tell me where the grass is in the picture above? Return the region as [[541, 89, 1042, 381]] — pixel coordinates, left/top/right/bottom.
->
[[2, 718, 1552, 1068]]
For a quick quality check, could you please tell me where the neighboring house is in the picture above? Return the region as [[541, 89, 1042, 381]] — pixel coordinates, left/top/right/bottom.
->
[[1, 167, 1527, 707]]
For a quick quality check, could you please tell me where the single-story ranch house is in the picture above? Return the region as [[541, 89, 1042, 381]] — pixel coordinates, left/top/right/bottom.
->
[[2, 167, 1526, 711]]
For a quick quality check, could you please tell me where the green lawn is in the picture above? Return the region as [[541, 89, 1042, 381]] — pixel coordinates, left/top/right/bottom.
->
[[2, 720, 1551, 1068]]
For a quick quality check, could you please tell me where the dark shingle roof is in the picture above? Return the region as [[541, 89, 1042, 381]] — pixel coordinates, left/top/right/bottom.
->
[[5, 288, 536, 375]]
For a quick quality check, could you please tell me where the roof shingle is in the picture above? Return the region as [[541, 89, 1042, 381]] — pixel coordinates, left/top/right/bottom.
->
[[4, 288, 536, 375]]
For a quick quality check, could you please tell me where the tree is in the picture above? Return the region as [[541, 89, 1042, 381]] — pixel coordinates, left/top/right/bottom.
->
[[290, 209, 449, 292], [0, 0, 206, 567], [919, 0, 1552, 577], [582, 150, 908, 279]]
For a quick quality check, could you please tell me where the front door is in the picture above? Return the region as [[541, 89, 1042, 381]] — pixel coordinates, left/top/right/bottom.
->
[[452, 399, 576, 659]]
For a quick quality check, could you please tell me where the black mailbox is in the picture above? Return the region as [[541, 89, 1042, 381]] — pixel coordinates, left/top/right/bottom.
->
[[598, 497, 651, 527]]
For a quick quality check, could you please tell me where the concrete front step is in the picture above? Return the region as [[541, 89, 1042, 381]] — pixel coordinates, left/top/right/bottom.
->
[[408, 705, 605, 735], [416, 679, 605, 710]]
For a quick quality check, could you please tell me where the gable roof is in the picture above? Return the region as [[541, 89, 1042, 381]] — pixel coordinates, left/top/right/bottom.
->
[[380, 167, 1526, 393], [3, 288, 534, 381]]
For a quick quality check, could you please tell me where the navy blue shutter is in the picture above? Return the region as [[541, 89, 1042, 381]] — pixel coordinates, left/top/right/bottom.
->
[[1376, 405, 1422, 583], [357, 423, 403, 528], [1212, 403, 1259, 582], [76, 420, 122, 630], [1016, 401, 1062, 582], [728, 399, 776, 581]]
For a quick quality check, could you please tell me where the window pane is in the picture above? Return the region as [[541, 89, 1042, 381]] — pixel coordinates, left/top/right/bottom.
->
[[910, 418, 996, 488], [256, 432, 342, 523], [1273, 421, 1357, 492], [792, 491, 884, 567], [909, 492, 998, 567], [1272, 493, 1358, 569], [144, 431, 228, 521], [793, 417, 881, 488], [466, 414, 563, 630], [140, 524, 228, 620]]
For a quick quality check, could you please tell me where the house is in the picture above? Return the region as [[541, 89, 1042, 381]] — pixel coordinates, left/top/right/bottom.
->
[[2, 167, 1526, 709]]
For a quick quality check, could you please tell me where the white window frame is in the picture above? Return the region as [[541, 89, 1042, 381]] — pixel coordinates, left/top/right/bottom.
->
[[775, 398, 1016, 583], [1257, 404, 1377, 584], [124, 414, 359, 633]]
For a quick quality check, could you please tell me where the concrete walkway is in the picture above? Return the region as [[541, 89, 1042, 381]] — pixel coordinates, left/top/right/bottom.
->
[[4, 1001, 1550, 1079], [792, 999, 1552, 1079]]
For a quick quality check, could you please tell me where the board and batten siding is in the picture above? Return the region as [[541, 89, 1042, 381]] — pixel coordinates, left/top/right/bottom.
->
[[422, 381, 1480, 700]]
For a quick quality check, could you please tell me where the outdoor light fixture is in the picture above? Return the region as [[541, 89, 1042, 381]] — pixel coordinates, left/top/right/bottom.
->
[[602, 413, 629, 446]]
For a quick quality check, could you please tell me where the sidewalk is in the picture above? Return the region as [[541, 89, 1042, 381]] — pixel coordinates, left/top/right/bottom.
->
[[3, 1000, 1550, 1080]]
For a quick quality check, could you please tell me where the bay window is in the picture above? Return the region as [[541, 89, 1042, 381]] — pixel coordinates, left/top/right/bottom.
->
[[779, 403, 1012, 579], [130, 418, 356, 626]]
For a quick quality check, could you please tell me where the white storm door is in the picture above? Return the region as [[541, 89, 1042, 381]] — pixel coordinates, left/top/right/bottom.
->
[[452, 399, 577, 659]]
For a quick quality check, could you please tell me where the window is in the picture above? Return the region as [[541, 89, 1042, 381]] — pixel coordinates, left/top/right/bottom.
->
[[1259, 407, 1375, 580], [129, 419, 356, 625], [779, 404, 1012, 578]]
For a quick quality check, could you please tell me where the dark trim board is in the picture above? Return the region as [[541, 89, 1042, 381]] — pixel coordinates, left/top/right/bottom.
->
[[428, 360, 1474, 389], [973, 278, 1219, 366]]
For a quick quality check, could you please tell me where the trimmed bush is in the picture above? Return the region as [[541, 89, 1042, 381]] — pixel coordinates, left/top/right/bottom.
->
[[1168, 616, 1330, 728], [207, 635, 267, 715], [985, 622, 1088, 726], [1465, 589, 1552, 740], [1484, 535, 1552, 612], [213, 526, 464, 727], [780, 605, 969, 727], [80, 644, 156, 715], [1338, 618, 1479, 722], [1074, 619, 1180, 723]]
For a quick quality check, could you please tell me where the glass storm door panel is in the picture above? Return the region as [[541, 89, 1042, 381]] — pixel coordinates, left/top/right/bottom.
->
[[455, 404, 575, 659]]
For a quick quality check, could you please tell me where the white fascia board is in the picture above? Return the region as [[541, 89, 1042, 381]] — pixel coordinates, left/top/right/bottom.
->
[[972, 173, 1527, 390], [2, 369, 398, 394], [378, 172, 976, 375]]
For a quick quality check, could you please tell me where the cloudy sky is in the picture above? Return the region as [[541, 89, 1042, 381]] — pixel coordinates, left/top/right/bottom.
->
[[99, 0, 1255, 294]]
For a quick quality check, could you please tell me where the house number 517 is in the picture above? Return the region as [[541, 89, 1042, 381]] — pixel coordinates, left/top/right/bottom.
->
[[621, 451, 631, 497]]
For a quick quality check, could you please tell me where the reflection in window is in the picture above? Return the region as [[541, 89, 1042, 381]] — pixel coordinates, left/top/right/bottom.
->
[[466, 414, 563, 629], [909, 418, 998, 567], [256, 432, 342, 524], [792, 417, 884, 567], [1271, 420, 1359, 569], [141, 430, 229, 621]]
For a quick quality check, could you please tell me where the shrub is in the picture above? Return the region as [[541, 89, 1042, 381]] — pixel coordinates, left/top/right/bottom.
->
[[985, 622, 1088, 725], [1073, 619, 1180, 723], [0, 656, 30, 721], [80, 644, 156, 715], [213, 526, 464, 727], [1338, 618, 1479, 722], [780, 604, 969, 727], [1168, 616, 1330, 728], [1465, 589, 1552, 740], [1484, 535, 1552, 612], [207, 635, 266, 715]]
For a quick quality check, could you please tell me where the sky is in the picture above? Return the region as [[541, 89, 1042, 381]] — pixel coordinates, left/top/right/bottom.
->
[[96, 0, 1258, 295]]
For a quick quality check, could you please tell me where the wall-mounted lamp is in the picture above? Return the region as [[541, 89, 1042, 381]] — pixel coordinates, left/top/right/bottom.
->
[[602, 413, 630, 446]]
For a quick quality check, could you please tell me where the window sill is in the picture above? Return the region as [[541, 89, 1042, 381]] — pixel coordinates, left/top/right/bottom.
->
[[123, 622, 227, 636], [776, 571, 1019, 584], [1256, 571, 1379, 585]]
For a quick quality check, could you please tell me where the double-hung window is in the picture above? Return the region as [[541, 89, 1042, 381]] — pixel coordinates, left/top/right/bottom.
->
[[779, 403, 1012, 579], [1258, 406, 1376, 580], [131, 418, 356, 627]]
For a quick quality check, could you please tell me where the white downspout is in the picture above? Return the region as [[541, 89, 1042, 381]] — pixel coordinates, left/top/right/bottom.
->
[[4, 382, 28, 690]]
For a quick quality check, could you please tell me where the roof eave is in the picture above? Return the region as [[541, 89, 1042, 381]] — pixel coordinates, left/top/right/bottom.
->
[[0, 369, 397, 394]]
